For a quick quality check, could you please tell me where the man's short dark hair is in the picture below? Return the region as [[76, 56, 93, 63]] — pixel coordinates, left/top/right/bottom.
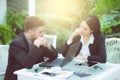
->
[[24, 16, 45, 32]]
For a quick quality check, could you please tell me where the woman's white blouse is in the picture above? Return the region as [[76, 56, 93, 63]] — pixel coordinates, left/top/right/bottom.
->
[[79, 34, 94, 57]]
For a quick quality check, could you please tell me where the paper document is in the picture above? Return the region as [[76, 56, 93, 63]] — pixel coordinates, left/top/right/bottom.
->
[[35, 69, 74, 80]]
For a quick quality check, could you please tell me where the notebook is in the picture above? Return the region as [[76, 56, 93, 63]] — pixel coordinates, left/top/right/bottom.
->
[[39, 41, 81, 67]]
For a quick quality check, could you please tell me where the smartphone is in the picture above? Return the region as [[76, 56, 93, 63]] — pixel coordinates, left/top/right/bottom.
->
[[74, 72, 91, 78]]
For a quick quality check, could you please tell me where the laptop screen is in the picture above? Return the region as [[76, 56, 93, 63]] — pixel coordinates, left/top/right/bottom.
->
[[39, 41, 81, 67], [60, 41, 81, 67]]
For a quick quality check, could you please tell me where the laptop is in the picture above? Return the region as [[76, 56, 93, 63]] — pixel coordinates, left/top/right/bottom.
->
[[39, 41, 81, 67]]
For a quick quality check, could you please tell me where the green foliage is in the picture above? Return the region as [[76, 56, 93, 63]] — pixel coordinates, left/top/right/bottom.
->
[[7, 0, 28, 13], [2, 10, 27, 44], [91, 0, 120, 37], [0, 24, 16, 44], [0, 10, 26, 44], [7, 0, 28, 35], [0, 0, 28, 44], [100, 13, 120, 34], [44, 19, 73, 52], [6, 10, 27, 35], [93, 0, 120, 15]]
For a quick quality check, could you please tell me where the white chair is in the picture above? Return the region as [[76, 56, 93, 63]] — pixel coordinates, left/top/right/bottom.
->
[[105, 38, 120, 64], [0, 45, 9, 80], [44, 35, 57, 48]]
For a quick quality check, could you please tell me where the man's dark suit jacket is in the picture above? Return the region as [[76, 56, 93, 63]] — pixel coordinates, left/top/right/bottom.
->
[[4, 33, 58, 80], [62, 34, 106, 63]]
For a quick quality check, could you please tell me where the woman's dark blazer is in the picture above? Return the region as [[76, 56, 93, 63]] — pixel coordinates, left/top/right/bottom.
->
[[62, 34, 106, 63], [4, 33, 58, 80]]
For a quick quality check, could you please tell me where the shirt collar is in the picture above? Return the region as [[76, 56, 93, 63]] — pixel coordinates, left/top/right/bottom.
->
[[24, 33, 32, 45], [80, 34, 94, 45], [89, 34, 94, 44]]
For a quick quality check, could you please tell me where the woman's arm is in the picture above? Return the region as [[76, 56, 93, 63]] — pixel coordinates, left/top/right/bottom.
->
[[88, 34, 106, 63]]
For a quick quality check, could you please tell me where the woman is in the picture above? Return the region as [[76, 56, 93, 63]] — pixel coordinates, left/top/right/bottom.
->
[[62, 15, 106, 63]]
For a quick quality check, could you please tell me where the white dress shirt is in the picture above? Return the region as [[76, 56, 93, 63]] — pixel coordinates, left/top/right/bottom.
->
[[79, 34, 94, 57]]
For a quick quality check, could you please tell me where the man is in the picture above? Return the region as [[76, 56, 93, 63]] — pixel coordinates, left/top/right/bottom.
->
[[4, 16, 58, 80]]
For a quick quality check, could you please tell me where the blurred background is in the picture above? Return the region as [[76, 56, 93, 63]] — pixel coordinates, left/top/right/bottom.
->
[[0, 0, 120, 52]]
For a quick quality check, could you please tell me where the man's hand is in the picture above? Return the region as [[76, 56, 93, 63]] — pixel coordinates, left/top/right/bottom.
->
[[33, 37, 44, 48], [42, 38, 51, 49], [33, 37, 51, 49]]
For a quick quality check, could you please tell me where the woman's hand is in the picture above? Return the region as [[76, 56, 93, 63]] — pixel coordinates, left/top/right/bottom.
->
[[68, 28, 80, 42], [75, 55, 87, 60]]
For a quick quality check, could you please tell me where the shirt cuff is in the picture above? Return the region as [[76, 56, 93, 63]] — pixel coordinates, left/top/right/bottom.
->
[[85, 56, 88, 60], [67, 39, 72, 45]]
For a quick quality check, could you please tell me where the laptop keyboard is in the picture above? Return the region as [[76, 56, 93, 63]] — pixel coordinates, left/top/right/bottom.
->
[[39, 58, 64, 67]]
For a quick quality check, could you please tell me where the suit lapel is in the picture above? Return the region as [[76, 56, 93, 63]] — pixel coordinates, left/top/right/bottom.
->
[[20, 33, 30, 53]]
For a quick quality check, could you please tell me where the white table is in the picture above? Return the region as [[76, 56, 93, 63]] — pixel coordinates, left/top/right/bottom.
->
[[62, 60, 120, 80], [14, 58, 120, 80]]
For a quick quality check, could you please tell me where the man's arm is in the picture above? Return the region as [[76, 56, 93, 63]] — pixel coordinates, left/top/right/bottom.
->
[[34, 37, 58, 61], [43, 45, 58, 61], [10, 42, 44, 69]]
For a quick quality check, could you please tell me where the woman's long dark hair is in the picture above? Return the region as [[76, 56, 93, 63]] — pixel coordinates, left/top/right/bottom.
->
[[83, 15, 101, 37]]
